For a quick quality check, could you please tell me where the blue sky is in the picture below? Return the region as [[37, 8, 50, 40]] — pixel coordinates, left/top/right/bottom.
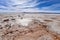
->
[[0, 0, 60, 12]]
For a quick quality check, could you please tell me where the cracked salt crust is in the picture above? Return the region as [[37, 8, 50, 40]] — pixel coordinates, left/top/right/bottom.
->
[[16, 18, 33, 26]]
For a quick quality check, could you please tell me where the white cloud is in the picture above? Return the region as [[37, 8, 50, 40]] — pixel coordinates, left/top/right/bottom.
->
[[11, 0, 40, 8], [3, 0, 49, 11], [0, 0, 40, 10], [12, 0, 31, 4], [0, 0, 60, 13]]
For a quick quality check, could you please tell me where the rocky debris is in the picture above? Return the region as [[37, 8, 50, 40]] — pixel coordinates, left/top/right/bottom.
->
[[3, 19, 9, 22]]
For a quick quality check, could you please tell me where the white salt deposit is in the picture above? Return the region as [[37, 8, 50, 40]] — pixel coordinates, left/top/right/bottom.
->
[[47, 21, 60, 34], [16, 18, 32, 26]]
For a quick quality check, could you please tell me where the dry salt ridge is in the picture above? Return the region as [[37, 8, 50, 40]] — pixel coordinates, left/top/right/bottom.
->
[[0, 13, 60, 40]]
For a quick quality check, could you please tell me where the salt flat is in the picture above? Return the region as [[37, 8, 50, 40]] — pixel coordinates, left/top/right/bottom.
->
[[0, 13, 60, 40]]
